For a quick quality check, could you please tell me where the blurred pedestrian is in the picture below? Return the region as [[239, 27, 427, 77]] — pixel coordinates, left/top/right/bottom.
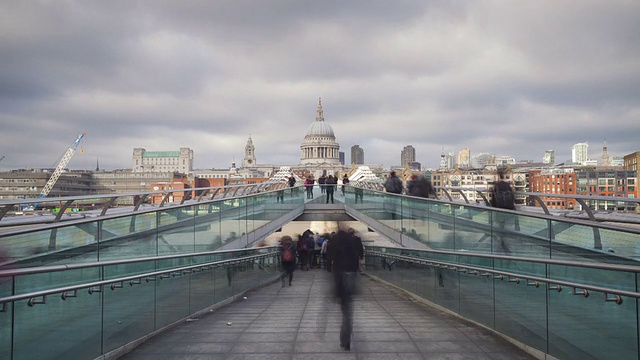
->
[[325, 175, 336, 203], [304, 176, 314, 199], [280, 236, 297, 287], [331, 226, 362, 351], [383, 171, 403, 194], [341, 174, 350, 196], [407, 174, 435, 198], [490, 168, 516, 254]]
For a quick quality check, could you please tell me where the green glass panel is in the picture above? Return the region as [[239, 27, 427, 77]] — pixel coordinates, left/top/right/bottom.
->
[[157, 208, 194, 256], [459, 272, 494, 328], [221, 200, 245, 248], [452, 205, 493, 254], [546, 263, 638, 359], [15, 267, 100, 294], [155, 274, 190, 329], [2, 230, 60, 266], [100, 213, 157, 260], [12, 293, 102, 360], [213, 266, 232, 303], [402, 197, 431, 246], [597, 227, 640, 260], [102, 276, 155, 353], [494, 278, 547, 353], [0, 279, 12, 360], [195, 203, 222, 251], [189, 268, 216, 313]]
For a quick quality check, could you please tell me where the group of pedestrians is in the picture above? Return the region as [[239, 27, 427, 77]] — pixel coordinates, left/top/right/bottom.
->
[[300, 174, 346, 204], [279, 226, 363, 351]]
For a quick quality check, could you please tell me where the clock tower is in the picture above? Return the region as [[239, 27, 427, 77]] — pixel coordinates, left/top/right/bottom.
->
[[243, 135, 256, 168]]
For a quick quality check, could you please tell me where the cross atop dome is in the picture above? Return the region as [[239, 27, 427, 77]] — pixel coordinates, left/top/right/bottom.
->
[[315, 97, 324, 122]]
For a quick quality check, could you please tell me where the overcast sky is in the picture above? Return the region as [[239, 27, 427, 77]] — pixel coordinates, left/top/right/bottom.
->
[[1, 1, 639, 172]]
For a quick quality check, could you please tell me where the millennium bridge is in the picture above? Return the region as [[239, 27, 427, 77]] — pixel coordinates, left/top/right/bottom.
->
[[1, 183, 640, 360]]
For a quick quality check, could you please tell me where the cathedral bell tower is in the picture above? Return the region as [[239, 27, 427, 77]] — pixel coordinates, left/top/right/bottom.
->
[[243, 135, 256, 168]]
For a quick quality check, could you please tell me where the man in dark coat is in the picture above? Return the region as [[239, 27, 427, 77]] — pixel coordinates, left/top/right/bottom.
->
[[325, 175, 337, 204], [330, 227, 363, 351]]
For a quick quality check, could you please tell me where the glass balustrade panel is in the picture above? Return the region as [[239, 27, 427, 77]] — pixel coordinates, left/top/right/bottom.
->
[[100, 213, 157, 260], [157, 208, 195, 256], [12, 293, 102, 360], [547, 263, 638, 359], [195, 202, 222, 251], [494, 277, 548, 353], [220, 200, 245, 248], [103, 275, 155, 353]]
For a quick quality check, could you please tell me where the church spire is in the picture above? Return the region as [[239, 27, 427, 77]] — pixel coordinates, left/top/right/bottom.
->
[[316, 97, 324, 122]]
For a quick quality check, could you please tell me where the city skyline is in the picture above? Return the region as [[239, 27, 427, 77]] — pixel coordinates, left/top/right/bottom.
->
[[1, 2, 639, 171]]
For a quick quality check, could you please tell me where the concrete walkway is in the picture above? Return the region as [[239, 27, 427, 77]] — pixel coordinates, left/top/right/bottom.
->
[[119, 269, 535, 360]]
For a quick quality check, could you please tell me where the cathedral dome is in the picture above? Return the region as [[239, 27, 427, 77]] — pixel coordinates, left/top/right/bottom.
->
[[304, 97, 335, 139], [300, 97, 340, 167], [305, 120, 335, 138]]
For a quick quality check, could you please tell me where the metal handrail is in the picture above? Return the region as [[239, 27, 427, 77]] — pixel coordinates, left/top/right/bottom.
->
[[0, 246, 280, 277], [0, 186, 298, 237], [0, 251, 279, 307], [366, 245, 640, 273], [0, 183, 291, 222], [362, 189, 640, 237], [366, 250, 633, 304]]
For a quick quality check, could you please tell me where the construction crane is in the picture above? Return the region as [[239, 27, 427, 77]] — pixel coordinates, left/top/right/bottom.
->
[[32, 133, 86, 208]]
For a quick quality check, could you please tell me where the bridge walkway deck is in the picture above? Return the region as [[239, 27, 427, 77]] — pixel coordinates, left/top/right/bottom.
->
[[120, 269, 534, 360]]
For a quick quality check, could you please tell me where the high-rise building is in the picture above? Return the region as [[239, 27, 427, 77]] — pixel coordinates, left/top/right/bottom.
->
[[457, 148, 470, 168], [401, 145, 416, 167], [572, 143, 589, 165], [543, 150, 555, 166], [132, 148, 193, 173], [339, 151, 345, 165], [351, 145, 364, 165]]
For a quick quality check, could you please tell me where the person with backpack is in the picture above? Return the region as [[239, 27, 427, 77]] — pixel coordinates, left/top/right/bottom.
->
[[383, 171, 403, 194], [288, 176, 297, 197], [279, 236, 297, 287], [490, 169, 516, 254], [383, 171, 403, 219], [491, 169, 516, 210]]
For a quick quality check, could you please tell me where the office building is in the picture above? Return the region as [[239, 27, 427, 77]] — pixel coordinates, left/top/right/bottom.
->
[[401, 145, 416, 168], [572, 143, 589, 165], [132, 147, 193, 173], [457, 148, 470, 168], [351, 145, 364, 165], [543, 150, 555, 166], [529, 169, 577, 210]]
